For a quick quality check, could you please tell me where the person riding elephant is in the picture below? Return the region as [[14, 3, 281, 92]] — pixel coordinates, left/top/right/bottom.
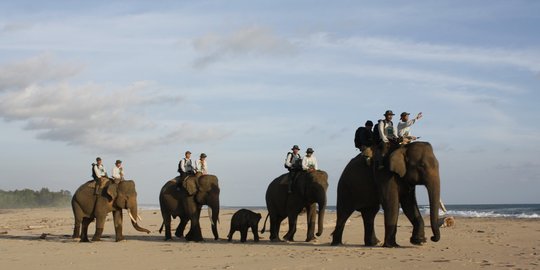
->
[[262, 170, 328, 242], [159, 174, 220, 241], [331, 141, 441, 247], [72, 179, 150, 242]]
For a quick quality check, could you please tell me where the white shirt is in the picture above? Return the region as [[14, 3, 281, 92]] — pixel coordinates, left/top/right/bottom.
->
[[302, 155, 318, 171], [378, 119, 398, 143], [180, 158, 196, 173], [285, 152, 302, 169], [197, 159, 208, 175], [398, 119, 417, 138], [112, 166, 124, 180], [93, 164, 107, 178]]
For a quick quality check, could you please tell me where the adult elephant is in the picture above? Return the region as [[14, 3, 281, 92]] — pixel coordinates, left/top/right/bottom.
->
[[72, 180, 150, 242], [331, 142, 441, 247], [262, 170, 328, 242], [159, 174, 220, 241]]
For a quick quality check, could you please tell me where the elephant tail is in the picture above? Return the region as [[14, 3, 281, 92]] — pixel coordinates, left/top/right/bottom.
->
[[159, 222, 164, 234], [260, 213, 269, 234]]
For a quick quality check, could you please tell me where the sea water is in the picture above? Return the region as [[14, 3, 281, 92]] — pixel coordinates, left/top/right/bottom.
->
[[140, 204, 540, 219]]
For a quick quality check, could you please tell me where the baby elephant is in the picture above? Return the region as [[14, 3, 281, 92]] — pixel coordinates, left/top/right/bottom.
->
[[227, 209, 262, 242]]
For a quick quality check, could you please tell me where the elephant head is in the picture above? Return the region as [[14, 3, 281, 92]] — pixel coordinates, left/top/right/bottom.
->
[[301, 171, 329, 237], [106, 180, 150, 234], [389, 142, 441, 242], [194, 175, 221, 240]]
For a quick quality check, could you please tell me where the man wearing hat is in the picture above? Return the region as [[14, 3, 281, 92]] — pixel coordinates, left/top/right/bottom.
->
[[354, 120, 375, 159], [92, 157, 108, 195], [302, 148, 318, 172], [398, 112, 423, 144], [112, 160, 124, 182], [374, 110, 399, 170], [197, 153, 208, 175], [284, 145, 302, 193], [177, 151, 197, 190]]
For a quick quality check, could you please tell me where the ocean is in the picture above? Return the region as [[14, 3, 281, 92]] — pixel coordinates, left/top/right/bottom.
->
[[140, 204, 540, 219]]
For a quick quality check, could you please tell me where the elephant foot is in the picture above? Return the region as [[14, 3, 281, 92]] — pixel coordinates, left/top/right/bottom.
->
[[305, 236, 316, 242], [115, 236, 126, 242], [80, 237, 90, 243], [175, 231, 184, 238], [91, 237, 101, 242], [331, 240, 342, 246], [365, 238, 381, 247], [164, 237, 173, 241], [410, 236, 427, 246], [382, 241, 400, 248], [270, 237, 283, 243]]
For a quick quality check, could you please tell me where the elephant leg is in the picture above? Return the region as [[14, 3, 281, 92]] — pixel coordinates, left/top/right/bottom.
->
[[381, 179, 400, 248], [269, 214, 283, 242], [331, 206, 354, 246], [361, 206, 380, 246], [305, 204, 317, 242], [186, 209, 203, 242], [80, 217, 92, 242], [227, 228, 235, 242], [284, 214, 298, 242], [400, 187, 426, 245], [240, 227, 248, 243], [113, 210, 125, 242], [252, 225, 260, 242], [163, 215, 172, 240], [175, 217, 188, 238], [92, 215, 106, 241]]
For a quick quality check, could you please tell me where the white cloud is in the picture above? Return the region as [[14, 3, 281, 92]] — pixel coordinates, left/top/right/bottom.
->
[[0, 54, 81, 91], [192, 25, 296, 68], [302, 33, 540, 74], [0, 55, 231, 153]]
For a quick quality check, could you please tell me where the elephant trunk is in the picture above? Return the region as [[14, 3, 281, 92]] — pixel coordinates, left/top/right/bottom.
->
[[208, 196, 220, 240], [427, 182, 441, 242], [128, 208, 150, 234], [316, 197, 326, 237]]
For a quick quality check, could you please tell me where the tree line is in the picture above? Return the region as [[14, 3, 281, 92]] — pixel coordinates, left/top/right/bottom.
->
[[0, 188, 72, 209]]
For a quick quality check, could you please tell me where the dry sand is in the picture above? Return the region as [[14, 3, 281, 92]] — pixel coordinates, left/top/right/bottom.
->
[[1, 208, 539, 269]]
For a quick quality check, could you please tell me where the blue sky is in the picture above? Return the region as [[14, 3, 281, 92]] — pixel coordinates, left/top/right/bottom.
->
[[1, 1, 539, 205]]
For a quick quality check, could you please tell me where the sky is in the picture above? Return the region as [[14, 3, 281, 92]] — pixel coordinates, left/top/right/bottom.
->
[[1, 0, 539, 206]]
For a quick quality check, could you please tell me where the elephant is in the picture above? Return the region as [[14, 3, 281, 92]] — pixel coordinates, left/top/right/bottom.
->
[[71, 179, 150, 242], [227, 209, 262, 242], [262, 170, 328, 242], [159, 174, 220, 242], [331, 141, 441, 247]]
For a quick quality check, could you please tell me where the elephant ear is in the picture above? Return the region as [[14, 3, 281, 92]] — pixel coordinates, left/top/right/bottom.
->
[[389, 147, 407, 178], [105, 183, 118, 201]]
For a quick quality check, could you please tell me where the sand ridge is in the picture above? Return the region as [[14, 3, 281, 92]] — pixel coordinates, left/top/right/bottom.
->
[[1, 208, 539, 269]]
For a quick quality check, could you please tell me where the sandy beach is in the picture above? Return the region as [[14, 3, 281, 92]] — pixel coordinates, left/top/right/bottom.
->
[[0, 208, 538, 270]]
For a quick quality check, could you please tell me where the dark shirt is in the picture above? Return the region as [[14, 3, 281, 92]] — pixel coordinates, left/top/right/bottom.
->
[[354, 127, 374, 148]]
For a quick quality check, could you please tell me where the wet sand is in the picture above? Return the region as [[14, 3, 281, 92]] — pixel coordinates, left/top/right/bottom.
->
[[0, 208, 539, 269]]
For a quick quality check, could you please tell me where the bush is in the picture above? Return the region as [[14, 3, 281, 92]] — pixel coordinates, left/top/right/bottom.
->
[[0, 188, 72, 209]]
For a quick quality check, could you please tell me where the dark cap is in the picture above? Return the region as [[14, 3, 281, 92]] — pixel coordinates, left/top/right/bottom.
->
[[115, 160, 122, 164], [306, 148, 314, 153], [185, 151, 191, 155], [365, 120, 374, 126], [96, 157, 102, 161], [200, 153, 207, 158], [384, 110, 395, 116], [400, 112, 410, 117], [291, 145, 300, 150]]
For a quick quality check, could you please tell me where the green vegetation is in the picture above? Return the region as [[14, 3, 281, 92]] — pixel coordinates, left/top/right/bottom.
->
[[0, 188, 72, 209]]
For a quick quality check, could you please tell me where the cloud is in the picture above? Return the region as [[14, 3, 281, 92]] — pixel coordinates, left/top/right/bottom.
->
[[305, 34, 540, 74], [1, 22, 32, 33], [0, 55, 230, 153], [192, 26, 296, 68], [0, 53, 81, 91]]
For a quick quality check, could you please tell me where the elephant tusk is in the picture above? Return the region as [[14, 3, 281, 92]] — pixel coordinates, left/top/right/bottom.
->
[[208, 207, 214, 226], [128, 211, 137, 223], [137, 214, 142, 221]]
